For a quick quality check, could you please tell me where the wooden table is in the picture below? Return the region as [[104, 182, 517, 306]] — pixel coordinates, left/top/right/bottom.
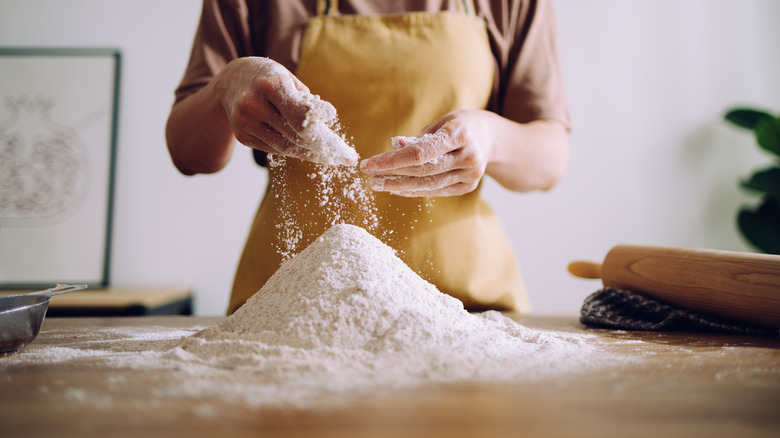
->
[[1, 315, 778, 438]]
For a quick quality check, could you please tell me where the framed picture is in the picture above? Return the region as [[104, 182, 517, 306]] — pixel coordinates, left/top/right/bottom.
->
[[0, 48, 121, 288]]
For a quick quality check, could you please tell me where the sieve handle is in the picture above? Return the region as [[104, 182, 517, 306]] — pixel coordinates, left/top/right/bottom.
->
[[28, 284, 88, 298]]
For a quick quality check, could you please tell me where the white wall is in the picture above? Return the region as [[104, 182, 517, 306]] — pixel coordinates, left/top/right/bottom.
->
[[504, 0, 780, 313], [0, 0, 264, 315], [1, 1, 778, 315]]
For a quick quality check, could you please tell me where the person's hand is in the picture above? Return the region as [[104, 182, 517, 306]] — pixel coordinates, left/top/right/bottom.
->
[[215, 57, 357, 166], [359, 110, 493, 197]]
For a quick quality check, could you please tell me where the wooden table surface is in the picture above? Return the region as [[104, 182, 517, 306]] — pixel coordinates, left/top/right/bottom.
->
[[1, 315, 778, 438]]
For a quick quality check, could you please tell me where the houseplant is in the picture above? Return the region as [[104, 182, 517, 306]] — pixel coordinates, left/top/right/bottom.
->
[[723, 107, 780, 254]]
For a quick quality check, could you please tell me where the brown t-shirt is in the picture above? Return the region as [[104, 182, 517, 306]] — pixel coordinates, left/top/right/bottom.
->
[[174, 0, 571, 128]]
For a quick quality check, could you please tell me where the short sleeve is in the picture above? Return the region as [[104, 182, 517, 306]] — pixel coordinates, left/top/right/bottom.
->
[[174, 0, 254, 104], [481, 0, 571, 129]]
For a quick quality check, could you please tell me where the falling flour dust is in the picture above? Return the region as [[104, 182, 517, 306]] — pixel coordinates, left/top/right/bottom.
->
[[265, 87, 382, 259], [270, 154, 380, 260], [2, 224, 639, 409]]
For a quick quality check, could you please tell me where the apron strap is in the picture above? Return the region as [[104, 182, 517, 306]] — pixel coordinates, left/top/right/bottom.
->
[[317, 0, 338, 16]]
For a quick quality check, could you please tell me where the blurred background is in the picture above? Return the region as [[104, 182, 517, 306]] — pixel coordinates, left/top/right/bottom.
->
[[1, 0, 778, 315]]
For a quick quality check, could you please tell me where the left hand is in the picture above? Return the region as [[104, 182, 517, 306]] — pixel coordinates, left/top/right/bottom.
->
[[359, 110, 492, 197]]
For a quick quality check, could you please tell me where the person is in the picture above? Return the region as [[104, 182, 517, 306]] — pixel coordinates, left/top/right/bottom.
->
[[166, 0, 571, 314]]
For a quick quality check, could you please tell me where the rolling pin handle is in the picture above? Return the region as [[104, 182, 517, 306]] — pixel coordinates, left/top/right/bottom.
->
[[567, 261, 603, 279]]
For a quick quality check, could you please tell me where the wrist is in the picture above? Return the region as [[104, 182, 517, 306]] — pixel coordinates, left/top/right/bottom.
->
[[470, 109, 501, 166]]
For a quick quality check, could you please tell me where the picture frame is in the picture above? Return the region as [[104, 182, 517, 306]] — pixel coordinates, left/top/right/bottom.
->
[[0, 47, 121, 289]]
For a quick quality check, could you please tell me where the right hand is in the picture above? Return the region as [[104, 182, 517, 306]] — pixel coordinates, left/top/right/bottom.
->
[[214, 57, 348, 163]]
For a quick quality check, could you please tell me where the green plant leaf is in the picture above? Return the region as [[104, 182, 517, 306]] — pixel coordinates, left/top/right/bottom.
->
[[725, 108, 773, 130], [755, 116, 780, 157], [740, 166, 780, 199], [737, 198, 780, 255]]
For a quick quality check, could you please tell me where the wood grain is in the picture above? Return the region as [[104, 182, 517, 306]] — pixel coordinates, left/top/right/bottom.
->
[[601, 245, 780, 328]]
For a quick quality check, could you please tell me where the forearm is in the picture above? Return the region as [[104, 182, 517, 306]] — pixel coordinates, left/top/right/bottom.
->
[[165, 80, 236, 176], [359, 109, 570, 197], [484, 114, 570, 192]]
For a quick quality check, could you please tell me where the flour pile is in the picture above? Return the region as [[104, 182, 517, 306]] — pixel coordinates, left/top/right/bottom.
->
[[161, 224, 597, 403], [2, 224, 613, 408]]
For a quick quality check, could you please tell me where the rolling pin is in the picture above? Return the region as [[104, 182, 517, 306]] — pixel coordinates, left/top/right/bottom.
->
[[568, 245, 780, 328]]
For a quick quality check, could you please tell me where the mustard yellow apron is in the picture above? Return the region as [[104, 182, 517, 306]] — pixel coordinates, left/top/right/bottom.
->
[[229, 0, 531, 314]]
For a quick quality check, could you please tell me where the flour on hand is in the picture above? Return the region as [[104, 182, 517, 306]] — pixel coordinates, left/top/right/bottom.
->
[[290, 91, 358, 167]]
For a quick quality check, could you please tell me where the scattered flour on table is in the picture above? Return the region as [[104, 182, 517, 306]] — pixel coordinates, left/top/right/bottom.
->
[[1, 224, 633, 407]]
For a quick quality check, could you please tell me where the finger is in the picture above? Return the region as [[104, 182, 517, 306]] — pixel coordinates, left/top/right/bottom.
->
[[229, 91, 302, 147], [391, 183, 472, 198], [368, 169, 467, 193], [361, 131, 451, 173], [237, 86, 355, 167], [269, 79, 338, 135], [242, 122, 356, 167], [372, 176, 474, 198], [267, 85, 352, 167], [363, 153, 458, 177], [235, 122, 304, 158], [391, 135, 420, 150], [264, 93, 309, 139], [261, 103, 303, 144], [250, 66, 315, 136]]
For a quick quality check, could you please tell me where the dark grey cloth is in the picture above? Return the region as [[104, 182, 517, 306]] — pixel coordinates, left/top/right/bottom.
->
[[580, 287, 779, 336]]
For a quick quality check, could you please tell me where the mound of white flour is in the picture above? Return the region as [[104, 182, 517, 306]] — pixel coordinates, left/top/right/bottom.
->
[[3, 224, 616, 408], [168, 224, 596, 399]]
